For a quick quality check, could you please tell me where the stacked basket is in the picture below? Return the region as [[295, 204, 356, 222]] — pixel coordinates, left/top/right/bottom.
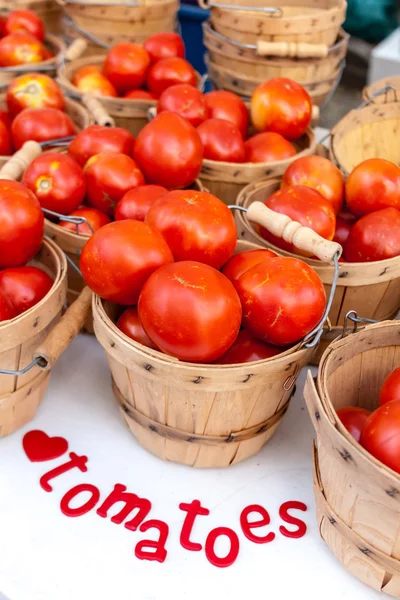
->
[[202, 0, 349, 109]]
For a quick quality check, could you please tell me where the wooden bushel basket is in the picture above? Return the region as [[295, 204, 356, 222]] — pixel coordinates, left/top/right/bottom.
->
[[0, 238, 92, 436], [0, 0, 64, 34], [93, 210, 343, 468], [235, 177, 400, 363], [329, 99, 400, 175], [362, 77, 400, 105], [304, 321, 400, 597], [203, 23, 349, 83], [202, 0, 347, 47]]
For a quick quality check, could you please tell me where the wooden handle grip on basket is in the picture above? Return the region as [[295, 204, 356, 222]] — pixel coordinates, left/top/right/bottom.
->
[[0, 141, 42, 180], [82, 94, 115, 127], [246, 201, 342, 263], [256, 41, 329, 58], [64, 38, 88, 62], [33, 287, 93, 371], [311, 105, 320, 122]]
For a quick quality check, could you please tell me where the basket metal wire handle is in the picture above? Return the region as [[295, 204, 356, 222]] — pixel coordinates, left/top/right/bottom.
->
[[342, 310, 379, 337], [199, 0, 282, 15]]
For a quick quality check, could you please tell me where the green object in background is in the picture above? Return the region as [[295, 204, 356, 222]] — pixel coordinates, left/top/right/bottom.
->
[[344, 0, 399, 43]]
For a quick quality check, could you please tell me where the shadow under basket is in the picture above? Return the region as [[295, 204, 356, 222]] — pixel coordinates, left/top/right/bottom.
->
[[304, 320, 400, 598], [93, 239, 316, 468], [236, 177, 400, 365], [0, 239, 67, 436]]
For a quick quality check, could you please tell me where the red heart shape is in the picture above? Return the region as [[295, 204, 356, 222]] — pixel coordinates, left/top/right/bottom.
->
[[23, 430, 68, 462]]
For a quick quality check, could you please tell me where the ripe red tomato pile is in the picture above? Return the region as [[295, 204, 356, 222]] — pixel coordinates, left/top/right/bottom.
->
[[0, 10, 49, 67], [258, 155, 400, 263], [0, 179, 53, 323], [0, 74, 76, 154], [338, 367, 400, 473]]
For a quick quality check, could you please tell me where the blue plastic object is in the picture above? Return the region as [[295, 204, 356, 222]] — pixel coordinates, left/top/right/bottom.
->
[[178, 3, 210, 77]]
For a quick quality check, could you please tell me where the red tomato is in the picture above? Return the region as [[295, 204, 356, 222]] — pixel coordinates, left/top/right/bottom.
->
[[59, 207, 111, 236], [6, 73, 65, 118], [346, 158, 400, 216], [236, 256, 326, 346], [360, 401, 400, 473], [0, 180, 44, 268], [251, 78, 312, 140], [0, 120, 12, 155], [134, 112, 203, 188], [116, 307, 158, 349], [76, 72, 117, 98], [337, 406, 371, 443], [259, 186, 336, 254], [84, 152, 145, 216], [0, 289, 16, 322], [68, 125, 135, 168], [0, 16, 5, 38], [0, 32, 46, 67], [214, 329, 283, 364], [244, 132, 296, 163], [0, 109, 12, 131], [103, 43, 150, 95], [59, 207, 111, 235], [11, 107, 77, 150], [147, 57, 197, 96], [380, 368, 400, 406], [157, 84, 208, 127], [72, 65, 101, 86], [115, 184, 167, 221], [345, 208, 400, 262], [123, 89, 158, 100], [0, 266, 53, 316], [5, 10, 44, 41], [138, 261, 242, 362], [333, 213, 357, 251], [281, 155, 345, 214], [204, 90, 248, 139], [197, 118, 245, 163], [146, 190, 236, 268], [80, 220, 173, 305], [222, 249, 277, 285], [22, 153, 86, 215], [144, 32, 185, 64]]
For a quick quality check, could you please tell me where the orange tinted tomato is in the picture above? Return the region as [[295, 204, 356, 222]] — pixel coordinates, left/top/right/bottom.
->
[[337, 407, 371, 443], [115, 185, 167, 221], [157, 83, 208, 127], [259, 186, 336, 254], [144, 32, 185, 64], [251, 78, 312, 140], [138, 261, 242, 362], [360, 401, 400, 474], [72, 65, 101, 86], [0, 289, 16, 322], [22, 153, 86, 215], [134, 112, 203, 188], [0, 32, 46, 67], [281, 155, 345, 214], [6, 73, 65, 117], [235, 256, 326, 346], [147, 57, 197, 96], [146, 189, 237, 269], [214, 329, 283, 364], [346, 158, 400, 216], [68, 125, 135, 167], [380, 368, 400, 406], [204, 90, 248, 139], [123, 89, 158, 100], [75, 72, 117, 97], [197, 118, 245, 163], [5, 10, 44, 40], [80, 220, 174, 305], [116, 307, 158, 349], [11, 107, 77, 150], [244, 132, 296, 163], [103, 43, 150, 94], [85, 152, 145, 216], [345, 208, 400, 262], [222, 249, 277, 285], [59, 207, 111, 236], [0, 266, 53, 316], [0, 120, 12, 155]]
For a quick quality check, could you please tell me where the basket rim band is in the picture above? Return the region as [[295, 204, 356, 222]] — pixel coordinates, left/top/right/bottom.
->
[[0, 369, 50, 412], [113, 380, 290, 446]]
